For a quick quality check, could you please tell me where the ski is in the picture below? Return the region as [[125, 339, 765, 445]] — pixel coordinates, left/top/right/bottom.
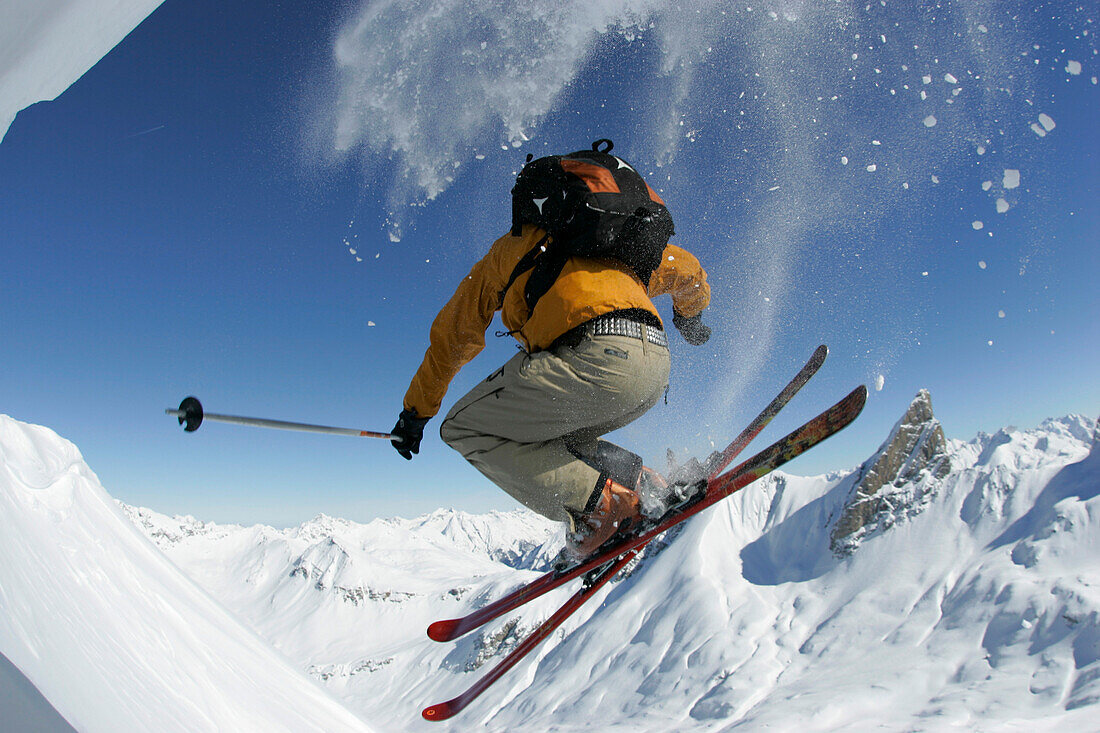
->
[[421, 385, 867, 720], [427, 345, 832, 645], [422, 549, 638, 722], [706, 344, 827, 480]]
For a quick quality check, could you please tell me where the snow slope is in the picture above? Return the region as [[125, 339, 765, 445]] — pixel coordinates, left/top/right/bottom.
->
[[3, 405, 1096, 731], [122, 408, 1099, 731], [0, 415, 373, 733], [0, 0, 165, 142], [119, 503, 565, 723]]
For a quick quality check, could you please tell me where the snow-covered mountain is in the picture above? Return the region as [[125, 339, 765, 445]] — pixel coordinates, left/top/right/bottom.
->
[[126, 394, 1099, 731], [0, 415, 374, 732], [1, 395, 1097, 731]]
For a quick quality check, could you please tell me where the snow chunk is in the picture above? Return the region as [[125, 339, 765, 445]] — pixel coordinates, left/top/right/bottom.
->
[[923, 115, 937, 127], [1030, 114, 1055, 138], [996, 198, 1010, 214], [944, 73, 958, 84], [982, 181, 993, 191], [1003, 169, 1021, 189], [875, 374, 885, 391], [978, 260, 987, 269], [972, 221, 984, 230], [1066, 60, 1082, 75], [866, 164, 877, 172]]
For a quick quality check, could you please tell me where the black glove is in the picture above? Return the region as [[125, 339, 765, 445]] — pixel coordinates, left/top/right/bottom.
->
[[391, 408, 431, 460], [672, 311, 711, 346]]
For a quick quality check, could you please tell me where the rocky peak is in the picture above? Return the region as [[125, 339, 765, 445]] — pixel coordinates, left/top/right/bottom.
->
[[830, 389, 952, 556]]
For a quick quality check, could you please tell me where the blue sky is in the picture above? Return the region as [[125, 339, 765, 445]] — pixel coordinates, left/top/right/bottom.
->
[[1, 0, 1096, 527]]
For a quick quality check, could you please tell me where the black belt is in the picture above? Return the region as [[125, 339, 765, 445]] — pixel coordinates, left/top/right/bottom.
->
[[552, 310, 668, 351]]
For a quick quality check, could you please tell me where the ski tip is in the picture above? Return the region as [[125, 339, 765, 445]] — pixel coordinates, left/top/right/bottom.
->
[[427, 619, 461, 642], [843, 384, 869, 418], [814, 344, 829, 361], [422, 701, 457, 722]]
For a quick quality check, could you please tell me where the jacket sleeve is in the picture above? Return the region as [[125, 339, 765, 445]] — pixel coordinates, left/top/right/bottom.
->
[[402, 243, 510, 418], [647, 243, 710, 318]]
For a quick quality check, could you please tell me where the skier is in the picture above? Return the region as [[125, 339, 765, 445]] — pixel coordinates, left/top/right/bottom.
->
[[390, 141, 711, 562]]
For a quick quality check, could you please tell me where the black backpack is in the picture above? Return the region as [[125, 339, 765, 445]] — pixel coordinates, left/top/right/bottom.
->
[[501, 139, 675, 312]]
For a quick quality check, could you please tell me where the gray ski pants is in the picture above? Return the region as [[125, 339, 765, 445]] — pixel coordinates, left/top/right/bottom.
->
[[439, 332, 670, 526]]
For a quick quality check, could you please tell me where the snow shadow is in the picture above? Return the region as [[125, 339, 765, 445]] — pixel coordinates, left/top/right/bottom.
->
[[0, 651, 77, 733], [738, 475, 854, 585], [988, 443, 1100, 551]]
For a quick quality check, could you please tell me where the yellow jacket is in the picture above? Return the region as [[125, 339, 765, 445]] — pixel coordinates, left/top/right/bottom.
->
[[403, 225, 710, 418]]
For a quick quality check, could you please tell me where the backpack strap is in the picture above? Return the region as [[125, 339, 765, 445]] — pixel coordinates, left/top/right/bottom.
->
[[521, 245, 569, 312], [498, 231, 551, 308]]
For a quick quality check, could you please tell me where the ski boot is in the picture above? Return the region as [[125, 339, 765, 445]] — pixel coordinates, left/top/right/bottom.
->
[[560, 477, 643, 566]]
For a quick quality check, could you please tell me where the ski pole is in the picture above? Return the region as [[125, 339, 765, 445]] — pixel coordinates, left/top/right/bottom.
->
[[165, 396, 396, 440]]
